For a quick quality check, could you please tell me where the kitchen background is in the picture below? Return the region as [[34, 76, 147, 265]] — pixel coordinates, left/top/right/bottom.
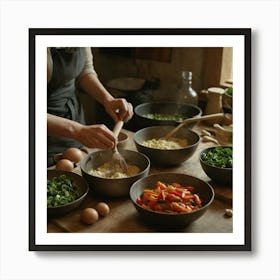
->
[[80, 47, 232, 131]]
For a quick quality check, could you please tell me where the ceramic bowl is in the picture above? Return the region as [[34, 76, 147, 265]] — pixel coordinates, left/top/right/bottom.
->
[[47, 170, 89, 218], [133, 126, 200, 166], [134, 102, 202, 128], [117, 132, 129, 149], [199, 146, 233, 185], [130, 172, 215, 228], [80, 149, 150, 197]]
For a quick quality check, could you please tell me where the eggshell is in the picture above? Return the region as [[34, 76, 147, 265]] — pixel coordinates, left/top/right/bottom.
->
[[80, 208, 99, 225], [96, 202, 110, 217]]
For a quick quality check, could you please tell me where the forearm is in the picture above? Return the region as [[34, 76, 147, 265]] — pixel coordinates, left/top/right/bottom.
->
[[78, 73, 113, 106], [47, 113, 82, 140], [78, 73, 133, 122], [47, 113, 116, 149]]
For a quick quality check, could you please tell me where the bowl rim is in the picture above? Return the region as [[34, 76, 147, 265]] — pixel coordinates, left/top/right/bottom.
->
[[199, 145, 233, 170], [129, 172, 215, 216], [135, 101, 202, 108], [224, 92, 233, 98], [134, 101, 202, 118], [47, 170, 89, 209], [118, 131, 128, 139], [133, 126, 200, 151], [80, 149, 151, 180]]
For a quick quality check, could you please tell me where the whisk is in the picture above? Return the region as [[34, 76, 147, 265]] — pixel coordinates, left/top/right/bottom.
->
[[109, 121, 128, 174]]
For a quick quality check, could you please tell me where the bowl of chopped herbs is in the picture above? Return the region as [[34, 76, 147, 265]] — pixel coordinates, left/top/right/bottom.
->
[[47, 170, 89, 217], [199, 146, 233, 185], [134, 102, 202, 128]]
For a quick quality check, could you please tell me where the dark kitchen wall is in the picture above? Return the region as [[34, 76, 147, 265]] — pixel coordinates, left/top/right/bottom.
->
[[80, 47, 223, 126], [91, 47, 205, 100]]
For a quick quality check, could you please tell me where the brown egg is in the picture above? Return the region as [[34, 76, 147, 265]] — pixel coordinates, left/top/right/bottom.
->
[[55, 159, 74, 171], [96, 202, 110, 217], [63, 147, 84, 163], [80, 208, 99, 225]]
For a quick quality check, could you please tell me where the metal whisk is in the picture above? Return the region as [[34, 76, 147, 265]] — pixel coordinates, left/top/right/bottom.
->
[[109, 121, 128, 174]]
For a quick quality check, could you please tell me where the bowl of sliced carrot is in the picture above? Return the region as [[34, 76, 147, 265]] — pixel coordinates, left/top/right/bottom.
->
[[130, 172, 214, 228]]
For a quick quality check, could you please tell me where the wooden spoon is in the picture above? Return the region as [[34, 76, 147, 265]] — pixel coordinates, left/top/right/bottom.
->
[[163, 113, 224, 139]]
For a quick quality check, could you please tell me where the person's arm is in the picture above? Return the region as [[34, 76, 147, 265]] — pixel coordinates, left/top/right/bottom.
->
[[75, 48, 133, 122], [78, 73, 133, 122], [78, 72, 114, 107], [47, 48, 117, 149], [47, 113, 116, 149]]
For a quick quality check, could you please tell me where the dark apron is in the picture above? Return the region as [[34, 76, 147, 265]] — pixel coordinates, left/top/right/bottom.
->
[[47, 48, 85, 166]]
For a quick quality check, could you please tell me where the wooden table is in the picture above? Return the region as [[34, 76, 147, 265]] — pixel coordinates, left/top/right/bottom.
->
[[47, 124, 232, 233]]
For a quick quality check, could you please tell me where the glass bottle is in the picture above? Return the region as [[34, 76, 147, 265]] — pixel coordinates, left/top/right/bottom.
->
[[177, 70, 198, 105]]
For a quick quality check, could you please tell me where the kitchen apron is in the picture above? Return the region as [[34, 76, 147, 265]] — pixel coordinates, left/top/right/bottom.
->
[[47, 47, 85, 166]]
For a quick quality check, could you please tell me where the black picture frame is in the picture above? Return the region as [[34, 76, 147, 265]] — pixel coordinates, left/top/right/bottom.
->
[[29, 28, 251, 251]]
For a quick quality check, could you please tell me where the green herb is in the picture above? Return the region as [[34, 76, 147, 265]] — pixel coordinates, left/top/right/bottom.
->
[[47, 175, 80, 207], [143, 113, 185, 122], [201, 147, 233, 168], [226, 86, 233, 96], [189, 199, 196, 206]]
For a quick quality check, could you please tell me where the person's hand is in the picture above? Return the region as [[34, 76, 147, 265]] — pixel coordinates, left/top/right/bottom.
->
[[104, 98, 133, 122], [76, 124, 116, 149]]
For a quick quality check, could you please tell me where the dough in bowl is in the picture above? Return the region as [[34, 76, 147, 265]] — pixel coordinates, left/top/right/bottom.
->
[[89, 162, 140, 179], [142, 137, 188, 150]]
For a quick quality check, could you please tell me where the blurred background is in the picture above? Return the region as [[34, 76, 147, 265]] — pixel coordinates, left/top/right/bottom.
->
[[80, 47, 232, 131]]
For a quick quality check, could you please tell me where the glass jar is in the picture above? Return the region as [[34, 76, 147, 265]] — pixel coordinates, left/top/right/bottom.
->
[[204, 87, 225, 125], [177, 70, 198, 105]]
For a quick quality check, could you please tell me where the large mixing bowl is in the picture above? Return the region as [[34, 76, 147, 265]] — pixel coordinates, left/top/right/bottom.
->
[[130, 172, 215, 228], [134, 126, 200, 166], [80, 149, 150, 197], [134, 102, 202, 128]]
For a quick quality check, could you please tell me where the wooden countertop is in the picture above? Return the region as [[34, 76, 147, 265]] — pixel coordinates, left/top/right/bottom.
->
[[47, 124, 232, 233]]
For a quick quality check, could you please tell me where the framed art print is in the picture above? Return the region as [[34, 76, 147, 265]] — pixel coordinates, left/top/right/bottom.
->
[[29, 28, 251, 251]]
